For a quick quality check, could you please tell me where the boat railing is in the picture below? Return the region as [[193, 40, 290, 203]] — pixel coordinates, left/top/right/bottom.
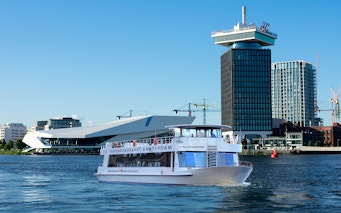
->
[[110, 136, 174, 148], [172, 136, 224, 144]]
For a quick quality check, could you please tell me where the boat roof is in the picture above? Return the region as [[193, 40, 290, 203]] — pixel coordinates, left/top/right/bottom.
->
[[166, 124, 231, 130]]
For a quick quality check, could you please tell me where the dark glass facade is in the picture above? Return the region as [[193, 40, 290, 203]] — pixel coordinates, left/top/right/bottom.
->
[[221, 48, 272, 131]]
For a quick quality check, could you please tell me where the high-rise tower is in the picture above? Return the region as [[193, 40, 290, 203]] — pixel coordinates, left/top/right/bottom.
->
[[211, 6, 277, 141], [272, 61, 317, 127]]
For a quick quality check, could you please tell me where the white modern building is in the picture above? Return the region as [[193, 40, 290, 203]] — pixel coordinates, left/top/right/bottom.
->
[[271, 60, 317, 127], [0, 123, 27, 142], [22, 115, 195, 153]]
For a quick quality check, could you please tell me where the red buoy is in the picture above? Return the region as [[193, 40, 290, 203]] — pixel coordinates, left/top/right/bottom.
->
[[271, 149, 278, 158]]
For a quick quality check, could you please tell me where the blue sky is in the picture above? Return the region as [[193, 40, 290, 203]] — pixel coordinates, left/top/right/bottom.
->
[[1, 0, 340, 127]]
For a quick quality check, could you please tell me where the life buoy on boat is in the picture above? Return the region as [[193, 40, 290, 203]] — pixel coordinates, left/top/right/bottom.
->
[[154, 138, 158, 145], [133, 140, 137, 147]]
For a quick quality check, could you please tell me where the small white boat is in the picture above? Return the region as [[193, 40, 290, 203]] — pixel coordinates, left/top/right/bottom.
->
[[96, 124, 252, 185]]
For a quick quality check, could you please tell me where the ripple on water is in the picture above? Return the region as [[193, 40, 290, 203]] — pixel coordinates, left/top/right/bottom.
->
[[1, 154, 341, 212]]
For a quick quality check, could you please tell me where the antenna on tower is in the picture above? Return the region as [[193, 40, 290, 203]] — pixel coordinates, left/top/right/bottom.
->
[[242, 6, 246, 25]]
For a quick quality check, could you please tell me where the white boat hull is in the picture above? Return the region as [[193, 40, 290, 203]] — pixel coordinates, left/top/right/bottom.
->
[[96, 166, 252, 186]]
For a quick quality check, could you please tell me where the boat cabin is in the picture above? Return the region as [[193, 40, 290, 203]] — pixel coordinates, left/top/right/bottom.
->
[[102, 124, 241, 170], [172, 125, 225, 138]]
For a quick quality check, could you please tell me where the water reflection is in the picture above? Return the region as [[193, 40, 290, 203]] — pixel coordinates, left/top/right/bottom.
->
[[21, 175, 52, 203], [217, 185, 274, 211]]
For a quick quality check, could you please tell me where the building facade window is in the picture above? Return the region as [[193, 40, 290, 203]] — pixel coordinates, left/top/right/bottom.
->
[[221, 49, 272, 131], [272, 61, 317, 127]]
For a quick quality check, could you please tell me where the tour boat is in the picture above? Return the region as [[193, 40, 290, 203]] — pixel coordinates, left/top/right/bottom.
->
[[96, 124, 252, 185]]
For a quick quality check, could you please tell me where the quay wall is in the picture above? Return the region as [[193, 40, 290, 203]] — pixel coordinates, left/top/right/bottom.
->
[[241, 147, 341, 155], [294, 146, 341, 154]]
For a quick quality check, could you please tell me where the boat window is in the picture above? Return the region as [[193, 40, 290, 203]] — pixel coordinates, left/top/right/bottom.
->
[[107, 153, 171, 167], [178, 152, 206, 168], [210, 129, 222, 138], [181, 128, 196, 137], [195, 128, 222, 138], [175, 127, 223, 138], [217, 153, 235, 166], [173, 128, 181, 137], [196, 130, 205, 137], [107, 155, 115, 167]]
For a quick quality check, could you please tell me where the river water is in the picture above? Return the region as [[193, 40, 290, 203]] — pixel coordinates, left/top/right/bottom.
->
[[1, 154, 340, 212]]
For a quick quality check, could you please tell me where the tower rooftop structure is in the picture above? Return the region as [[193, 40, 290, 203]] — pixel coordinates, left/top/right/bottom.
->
[[211, 6, 277, 47]]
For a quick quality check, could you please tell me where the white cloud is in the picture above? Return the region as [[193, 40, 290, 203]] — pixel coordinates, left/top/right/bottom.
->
[[2, 92, 12, 96]]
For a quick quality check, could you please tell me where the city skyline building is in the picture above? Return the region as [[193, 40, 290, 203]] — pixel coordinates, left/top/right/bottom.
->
[[29, 117, 82, 132], [271, 60, 318, 127], [211, 6, 277, 141], [0, 123, 27, 142]]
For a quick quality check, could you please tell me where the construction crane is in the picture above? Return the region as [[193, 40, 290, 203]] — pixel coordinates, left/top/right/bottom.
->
[[314, 54, 320, 113], [316, 108, 335, 124], [173, 103, 193, 116], [330, 87, 341, 123], [116, 110, 133, 119], [116, 110, 151, 119], [314, 55, 340, 125], [193, 98, 219, 125], [173, 99, 220, 124]]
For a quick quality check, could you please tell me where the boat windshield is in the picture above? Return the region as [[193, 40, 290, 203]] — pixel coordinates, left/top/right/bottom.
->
[[173, 127, 222, 138]]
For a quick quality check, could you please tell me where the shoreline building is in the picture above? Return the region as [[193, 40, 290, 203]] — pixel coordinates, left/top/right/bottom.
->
[[0, 123, 27, 142], [29, 117, 82, 132], [211, 6, 277, 141], [271, 61, 318, 127], [22, 115, 195, 153]]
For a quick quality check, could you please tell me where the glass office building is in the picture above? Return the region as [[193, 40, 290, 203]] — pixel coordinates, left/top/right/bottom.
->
[[212, 6, 277, 140], [221, 49, 272, 131], [272, 61, 317, 127]]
